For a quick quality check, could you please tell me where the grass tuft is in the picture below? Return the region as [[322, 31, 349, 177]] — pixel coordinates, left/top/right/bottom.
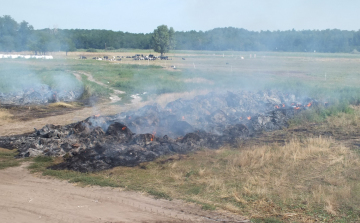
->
[[0, 148, 21, 170], [147, 189, 172, 200], [33, 156, 53, 163]]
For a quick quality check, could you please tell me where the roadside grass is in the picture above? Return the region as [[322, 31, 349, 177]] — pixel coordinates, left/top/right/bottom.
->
[[27, 126, 360, 222], [0, 148, 23, 170], [26, 136, 360, 222]]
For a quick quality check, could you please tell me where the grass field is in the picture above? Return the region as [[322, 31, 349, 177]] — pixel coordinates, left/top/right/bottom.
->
[[2, 50, 360, 100], [2, 50, 360, 222], [2, 50, 360, 119]]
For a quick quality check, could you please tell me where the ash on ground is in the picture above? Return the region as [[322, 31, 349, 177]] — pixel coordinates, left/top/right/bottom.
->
[[0, 90, 316, 172]]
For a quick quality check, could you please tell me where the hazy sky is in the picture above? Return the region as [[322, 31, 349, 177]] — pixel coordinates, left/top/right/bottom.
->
[[1, 0, 359, 33]]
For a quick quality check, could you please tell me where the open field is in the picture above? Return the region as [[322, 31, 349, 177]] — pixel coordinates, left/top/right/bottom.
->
[[1, 50, 360, 222], [2, 50, 360, 126], [2, 50, 360, 99]]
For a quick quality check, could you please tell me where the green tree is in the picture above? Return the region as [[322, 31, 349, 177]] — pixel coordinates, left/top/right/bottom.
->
[[60, 38, 76, 56], [152, 25, 175, 56], [0, 15, 18, 51], [17, 21, 34, 51], [28, 31, 52, 55]]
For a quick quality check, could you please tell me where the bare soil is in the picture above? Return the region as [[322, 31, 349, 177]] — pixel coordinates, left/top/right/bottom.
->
[[0, 163, 248, 223]]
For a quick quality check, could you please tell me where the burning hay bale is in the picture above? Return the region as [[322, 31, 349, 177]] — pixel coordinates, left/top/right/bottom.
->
[[0, 90, 317, 172]]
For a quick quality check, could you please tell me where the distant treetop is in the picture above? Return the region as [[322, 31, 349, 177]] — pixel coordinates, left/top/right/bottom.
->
[[1, 15, 360, 53]]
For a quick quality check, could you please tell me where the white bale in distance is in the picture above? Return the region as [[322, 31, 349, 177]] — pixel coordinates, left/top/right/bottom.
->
[[0, 54, 53, 59]]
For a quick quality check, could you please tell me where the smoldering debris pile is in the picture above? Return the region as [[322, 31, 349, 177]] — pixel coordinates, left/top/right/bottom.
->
[[0, 90, 317, 172], [0, 84, 83, 106]]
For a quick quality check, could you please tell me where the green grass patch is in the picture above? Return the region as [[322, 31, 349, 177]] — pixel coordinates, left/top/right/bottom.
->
[[185, 198, 216, 210], [251, 217, 283, 223], [33, 156, 53, 162], [201, 203, 216, 211], [147, 189, 172, 200], [0, 148, 21, 170], [68, 175, 119, 187], [0, 159, 21, 169]]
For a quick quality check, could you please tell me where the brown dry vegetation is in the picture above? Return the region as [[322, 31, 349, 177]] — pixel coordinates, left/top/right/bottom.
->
[[0, 109, 13, 120], [0, 109, 14, 128], [23, 108, 360, 222], [96, 137, 359, 222]]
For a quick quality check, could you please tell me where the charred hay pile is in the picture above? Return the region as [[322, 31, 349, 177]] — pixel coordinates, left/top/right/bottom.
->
[[0, 90, 316, 172], [0, 84, 83, 106]]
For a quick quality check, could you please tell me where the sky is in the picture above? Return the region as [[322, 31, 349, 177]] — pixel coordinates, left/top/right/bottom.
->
[[1, 0, 359, 33]]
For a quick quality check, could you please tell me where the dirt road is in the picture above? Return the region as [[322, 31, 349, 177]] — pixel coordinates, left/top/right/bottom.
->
[[0, 163, 248, 223], [0, 90, 209, 136], [0, 90, 251, 222], [72, 71, 124, 102]]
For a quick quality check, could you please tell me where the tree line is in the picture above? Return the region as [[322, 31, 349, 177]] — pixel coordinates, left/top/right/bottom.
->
[[1, 15, 360, 54]]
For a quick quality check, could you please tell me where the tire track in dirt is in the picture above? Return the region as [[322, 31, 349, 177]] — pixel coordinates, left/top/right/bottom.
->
[[72, 71, 124, 102], [0, 163, 249, 223], [0, 90, 210, 137]]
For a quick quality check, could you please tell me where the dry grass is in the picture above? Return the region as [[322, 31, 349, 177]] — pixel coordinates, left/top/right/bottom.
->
[[48, 102, 74, 108], [324, 105, 360, 132], [0, 109, 13, 121], [25, 107, 360, 221], [0, 109, 14, 127], [226, 137, 360, 216], [87, 136, 360, 222]]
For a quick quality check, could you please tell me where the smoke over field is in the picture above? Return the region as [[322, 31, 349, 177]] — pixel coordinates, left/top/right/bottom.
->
[[0, 60, 83, 105]]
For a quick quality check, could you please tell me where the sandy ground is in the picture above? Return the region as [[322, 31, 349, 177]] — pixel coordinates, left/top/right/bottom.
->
[[0, 163, 249, 223], [0, 90, 209, 136]]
